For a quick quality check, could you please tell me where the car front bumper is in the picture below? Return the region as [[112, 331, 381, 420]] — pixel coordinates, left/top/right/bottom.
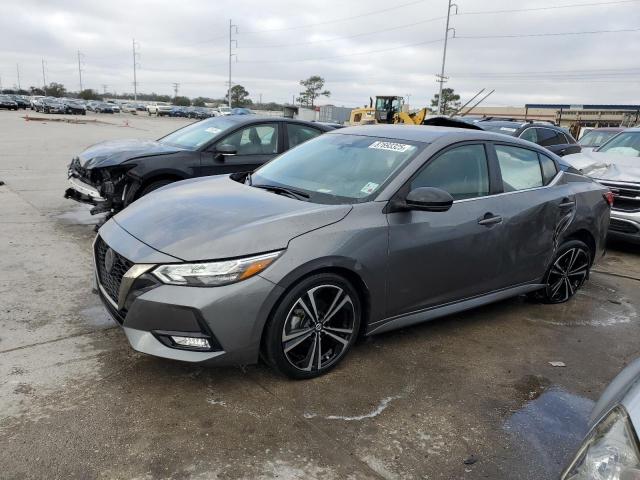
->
[[609, 209, 640, 243], [64, 176, 105, 205], [95, 221, 284, 366]]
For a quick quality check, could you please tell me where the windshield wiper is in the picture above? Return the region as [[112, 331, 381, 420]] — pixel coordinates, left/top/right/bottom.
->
[[252, 184, 310, 200]]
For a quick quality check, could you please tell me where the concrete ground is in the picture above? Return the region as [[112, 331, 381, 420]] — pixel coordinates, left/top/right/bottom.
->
[[0, 109, 639, 480]]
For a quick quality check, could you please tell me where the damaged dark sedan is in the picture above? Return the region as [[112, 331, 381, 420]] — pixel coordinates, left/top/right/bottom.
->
[[64, 116, 333, 218]]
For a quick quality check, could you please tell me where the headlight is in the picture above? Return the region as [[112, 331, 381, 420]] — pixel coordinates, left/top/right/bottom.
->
[[562, 406, 640, 480], [153, 251, 282, 287]]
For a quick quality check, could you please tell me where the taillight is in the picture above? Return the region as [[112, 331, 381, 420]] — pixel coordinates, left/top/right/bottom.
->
[[603, 191, 615, 207]]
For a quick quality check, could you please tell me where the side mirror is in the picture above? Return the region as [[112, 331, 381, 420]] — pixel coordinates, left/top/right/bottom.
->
[[405, 187, 454, 212], [216, 144, 237, 156]]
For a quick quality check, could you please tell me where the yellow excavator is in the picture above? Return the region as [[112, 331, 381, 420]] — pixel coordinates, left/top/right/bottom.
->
[[348, 95, 430, 126]]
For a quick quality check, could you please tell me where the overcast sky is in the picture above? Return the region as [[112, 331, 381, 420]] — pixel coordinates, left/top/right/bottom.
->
[[1, 0, 639, 107]]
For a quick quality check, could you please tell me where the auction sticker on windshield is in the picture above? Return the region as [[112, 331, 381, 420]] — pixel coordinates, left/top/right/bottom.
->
[[361, 182, 379, 194], [368, 141, 413, 153], [205, 127, 222, 134]]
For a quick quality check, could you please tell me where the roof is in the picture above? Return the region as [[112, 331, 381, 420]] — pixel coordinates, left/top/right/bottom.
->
[[327, 124, 509, 143], [525, 104, 640, 111]]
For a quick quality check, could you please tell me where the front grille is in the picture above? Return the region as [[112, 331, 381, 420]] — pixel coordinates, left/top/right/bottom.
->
[[94, 236, 133, 307], [610, 219, 639, 234], [599, 181, 640, 213]]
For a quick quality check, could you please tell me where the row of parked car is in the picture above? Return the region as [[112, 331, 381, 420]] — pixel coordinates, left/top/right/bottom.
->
[[0, 94, 30, 109]]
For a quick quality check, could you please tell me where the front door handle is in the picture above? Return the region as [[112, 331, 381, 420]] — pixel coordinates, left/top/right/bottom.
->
[[478, 213, 503, 226]]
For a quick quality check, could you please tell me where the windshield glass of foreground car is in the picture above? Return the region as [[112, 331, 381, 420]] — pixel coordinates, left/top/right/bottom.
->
[[251, 134, 423, 204], [158, 116, 239, 150], [597, 131, 640, 157]]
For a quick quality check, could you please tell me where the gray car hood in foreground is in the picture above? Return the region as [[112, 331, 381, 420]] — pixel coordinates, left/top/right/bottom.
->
[[113, 175, 352, 261], [78, 139, 185, 169], [563, 151, 640, 183]]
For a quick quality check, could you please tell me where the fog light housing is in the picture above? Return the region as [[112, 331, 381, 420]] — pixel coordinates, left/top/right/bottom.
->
[[171, 336, 210, 350]]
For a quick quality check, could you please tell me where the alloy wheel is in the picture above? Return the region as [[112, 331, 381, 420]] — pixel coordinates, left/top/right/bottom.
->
[[281, 284, 356, 372], [545, 246, 590, 303]]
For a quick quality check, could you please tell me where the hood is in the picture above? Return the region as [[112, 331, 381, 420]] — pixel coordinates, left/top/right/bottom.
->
[[78, 139, 185, 169], [113, 175, 352, 261], [562, 150, 640, 183]]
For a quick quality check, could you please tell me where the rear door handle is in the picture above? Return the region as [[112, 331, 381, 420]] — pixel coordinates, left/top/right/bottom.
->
[[559, 197, 576, 208], [478, 213, 503, 226]]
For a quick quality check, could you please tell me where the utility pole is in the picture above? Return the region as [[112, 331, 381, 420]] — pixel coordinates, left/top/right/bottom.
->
[[132, 39, 140, 101], [259, 93, 262, 105], [436, 0, 457, 114], [172, 82, 179, 98], [228, 19, 237, 108], [16, 64, 21, 91], [77, 50, 84, 92], [102, 84, 108, 95], [41, 59, 47, 93]]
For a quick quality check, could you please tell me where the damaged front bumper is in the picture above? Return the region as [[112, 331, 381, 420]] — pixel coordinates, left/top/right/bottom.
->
[[64, 158, 129, 216]]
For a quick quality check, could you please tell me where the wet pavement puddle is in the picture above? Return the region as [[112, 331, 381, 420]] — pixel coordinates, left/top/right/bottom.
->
[[505, 381, 593, 478]]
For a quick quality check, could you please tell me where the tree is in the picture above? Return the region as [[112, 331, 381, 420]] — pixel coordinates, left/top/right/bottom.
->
[[29, 86, 45, 96], [173, 96, 191, 106], [227, 84, 250, 107], [78, 89, 101, 100], [298, 76, 330, 107], [191, 97, 207, 107], [430, 88, 461, 115], [44, 82, 67, 97]]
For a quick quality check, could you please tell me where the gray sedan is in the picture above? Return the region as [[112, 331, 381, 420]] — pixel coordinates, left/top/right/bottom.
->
[[94, 125, 611, 378]]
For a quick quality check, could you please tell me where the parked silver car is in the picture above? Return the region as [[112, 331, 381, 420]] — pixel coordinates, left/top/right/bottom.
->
[[564, 128, 640, 243], [562, 358, 640, 479], [94, 125, 610, 378]]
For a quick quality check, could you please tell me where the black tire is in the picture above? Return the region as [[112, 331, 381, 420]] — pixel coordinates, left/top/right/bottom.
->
[[138, 179, 175, 198], [263, 273, 361, 379], [537, 239, 591, 304]]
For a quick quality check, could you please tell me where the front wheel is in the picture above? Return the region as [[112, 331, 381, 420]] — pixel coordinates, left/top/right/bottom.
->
[[538, 240, 591, 304], [263, 273, 361, 379]]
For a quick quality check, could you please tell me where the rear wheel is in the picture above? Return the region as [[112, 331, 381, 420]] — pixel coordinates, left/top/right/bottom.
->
[[538, 240, 591, 304], [263, 273, 361, 379]]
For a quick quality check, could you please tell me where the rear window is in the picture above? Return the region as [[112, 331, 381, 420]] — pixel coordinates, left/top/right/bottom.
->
[[538, 154, 558, 185], [495, 145, 543, 191]]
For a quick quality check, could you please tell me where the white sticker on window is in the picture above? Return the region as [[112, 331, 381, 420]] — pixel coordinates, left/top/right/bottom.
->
[[317, 188, 332, 193], [360, 182, 379, 194], [499, 127, 517, 132], [368, 141, 412, 152], [205, 127, 222, 134]]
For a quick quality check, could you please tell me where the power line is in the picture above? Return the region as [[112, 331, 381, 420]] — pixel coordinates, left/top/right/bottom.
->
[[239, 0, 428, 34], [459, 0, 640, 16], [238, 38, 443, 64], [455, 26, 640, 39], [238, 15, 447, 49]]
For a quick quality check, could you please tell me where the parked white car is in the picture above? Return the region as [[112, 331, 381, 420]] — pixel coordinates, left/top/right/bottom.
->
[[147, 102, 172, 116], [217, 105, 232, 116]]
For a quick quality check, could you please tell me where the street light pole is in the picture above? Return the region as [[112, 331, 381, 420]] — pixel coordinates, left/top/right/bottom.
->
[[436, 0, 457, 114], [228, 19, 238, 108]]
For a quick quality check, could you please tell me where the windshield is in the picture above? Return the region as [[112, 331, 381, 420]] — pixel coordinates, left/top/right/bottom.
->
[[251, 134, 424, 204], [579, 130, 619, 147], [158, 116, 239, 150], [597, 131, 640, 157]]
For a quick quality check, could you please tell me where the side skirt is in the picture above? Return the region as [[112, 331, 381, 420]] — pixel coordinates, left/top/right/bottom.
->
[[366, 283, 545, 336]]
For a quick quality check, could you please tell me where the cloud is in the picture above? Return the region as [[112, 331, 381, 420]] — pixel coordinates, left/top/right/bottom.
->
[[1, 0, 638, 106]]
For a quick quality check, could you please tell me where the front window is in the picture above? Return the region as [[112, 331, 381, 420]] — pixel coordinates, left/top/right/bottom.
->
[[597, 131, 640, 157], [579, 130, 618, 148], [158, 116, 239, 150], [411, 144, 489, 201], [218, 123, 279, 155], [251, 134, 424, 204]]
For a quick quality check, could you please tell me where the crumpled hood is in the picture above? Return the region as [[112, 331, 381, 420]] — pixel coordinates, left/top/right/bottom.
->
[[562, 150, 640, 183], [78, 139, 185, 169], [113, 175, 352, 261]]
